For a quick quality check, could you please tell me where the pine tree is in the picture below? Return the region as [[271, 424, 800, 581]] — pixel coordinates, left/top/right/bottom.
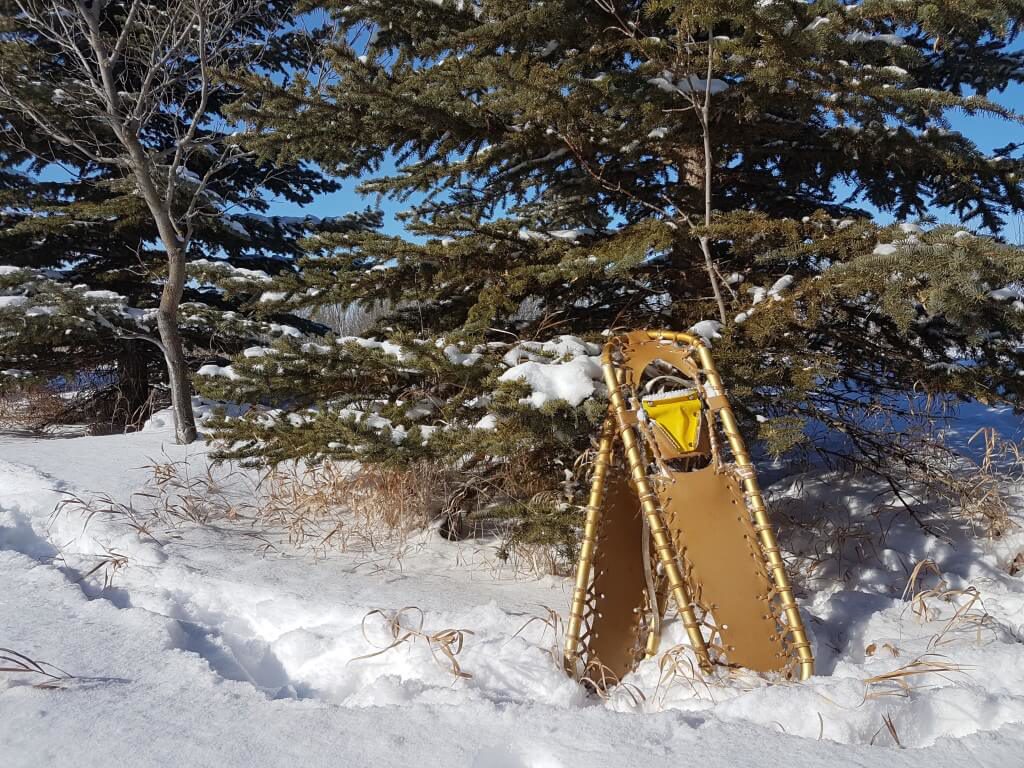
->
[[0, 0, 347, 439], [202, 0, 1024, 554]]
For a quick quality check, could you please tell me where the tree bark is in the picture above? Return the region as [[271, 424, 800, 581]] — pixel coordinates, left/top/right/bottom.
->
[[115, 339, 151, 429], [126, 142, 198, 444], [156, 303, 197, 444]]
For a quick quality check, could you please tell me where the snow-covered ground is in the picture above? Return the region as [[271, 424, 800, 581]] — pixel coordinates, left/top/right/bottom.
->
[[3, 420, 1024, 767]]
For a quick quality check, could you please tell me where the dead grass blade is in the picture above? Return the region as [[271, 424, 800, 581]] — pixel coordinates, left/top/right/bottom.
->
[[578, 660, 647, 707], [74, 547, 130, 590], [870, 711, 902, 747], [0, 647, 73, 688], [863, 654, 969, 699]]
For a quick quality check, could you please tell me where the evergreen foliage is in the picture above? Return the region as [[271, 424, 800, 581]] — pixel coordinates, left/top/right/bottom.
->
[[196, 0, 1023, 553]]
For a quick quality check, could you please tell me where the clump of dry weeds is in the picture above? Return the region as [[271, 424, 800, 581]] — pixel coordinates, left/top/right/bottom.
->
[[960, 428, 1024, 537], [0, 377, 158, 436], [254, 461, 444, 558], [0, 383, 71, 432], [351, 606, 474, 681], [901, 559, 998, 649], [55, 454, 453, 562]]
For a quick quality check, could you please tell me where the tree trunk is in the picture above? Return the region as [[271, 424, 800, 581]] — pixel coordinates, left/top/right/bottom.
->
[[156, 303, 197, 444], [125, 141, 198, 444], [116, 339, 152, 430], [156, 244, 198, 444]]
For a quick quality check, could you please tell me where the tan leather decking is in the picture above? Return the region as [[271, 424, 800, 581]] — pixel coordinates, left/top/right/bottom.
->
[[582, 467, 649, 682], [656, 466, 787, 672]]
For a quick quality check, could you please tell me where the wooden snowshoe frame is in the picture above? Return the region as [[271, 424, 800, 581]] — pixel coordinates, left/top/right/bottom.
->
[[563, 330, 814, 688]]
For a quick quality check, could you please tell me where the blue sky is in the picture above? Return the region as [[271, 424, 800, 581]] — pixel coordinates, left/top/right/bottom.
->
[[268, 79, 1024, 243]]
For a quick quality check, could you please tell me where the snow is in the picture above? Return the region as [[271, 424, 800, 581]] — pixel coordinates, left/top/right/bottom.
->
[[499, 356, 603, 408], [25, 305, 58, 317], [443, 344, 484, 366], [196, 363, 240, 379], [688, 319, 723, 345], [504, 148, 568, 176], [224, 218, 250, 238], [502, 335, 600, 367], [2, 402, 1024, 764], [989, 285, 1023, 301], [677, 75, 729, 95], [498, 336, 606, 407], [517, 223, 593, 243], [732, 275, 795, 326], [768, 274, 794, 297], [191, 259, 272, 283], [82, 289, 124, 302], [0, 295, 28, 308], [649, 71, 729, 96], [339, 336, 406, 360], [473, 414, 498, 430], [268, 323, 303, 338], [845, 31, 905, 47], [548, 228, 595, 242]]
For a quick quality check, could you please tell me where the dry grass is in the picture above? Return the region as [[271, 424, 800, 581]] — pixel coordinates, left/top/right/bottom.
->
[[54, 441, 572, 574], [775, 497, 886, 591], [351, 606, 474, 681], [54, 490, 160, 541], [105, 455, 568, 572], [650, 644, 719, 704], [56, 455, 446, 561], [0, 383, 75, 433], [901, 559, 998, 648], [0, 647, 73, 688], [879, 419, 1020, 540], [863, 654, 969, 699], [809, 396, 1022, 542], [255, 461, 444, 558], [871, 711, 902, 747], [960, 427, 1023, 537], [578, 661, 648, 708], [74, 547, 131, 590], [143, 455, 262, 526], [0, 377, 157, 436]]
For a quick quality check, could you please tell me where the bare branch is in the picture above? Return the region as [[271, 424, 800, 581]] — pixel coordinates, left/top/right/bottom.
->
[[166, 8, 212, 213]]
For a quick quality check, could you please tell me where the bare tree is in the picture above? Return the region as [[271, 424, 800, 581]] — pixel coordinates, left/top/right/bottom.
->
[[0, 0, 267, 443], [579, 2, 730, 324], [682, 33, 729, 325]]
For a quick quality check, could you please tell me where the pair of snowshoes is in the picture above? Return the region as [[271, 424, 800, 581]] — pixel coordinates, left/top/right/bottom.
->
[[564, 330, 813, 688]]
